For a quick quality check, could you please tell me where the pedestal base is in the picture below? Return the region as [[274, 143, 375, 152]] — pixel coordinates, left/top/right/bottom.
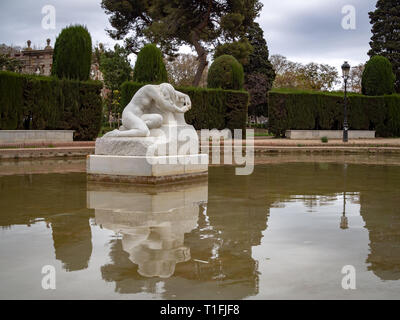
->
[[87, 154, 208, 185]]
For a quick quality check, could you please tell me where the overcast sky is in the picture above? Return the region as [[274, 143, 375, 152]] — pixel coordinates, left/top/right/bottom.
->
[[0, 0, 377, 72]]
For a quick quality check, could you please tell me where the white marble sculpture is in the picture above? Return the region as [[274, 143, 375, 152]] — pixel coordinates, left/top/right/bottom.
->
[[87, 82, 208, 184], [104, 83, 192, 137]]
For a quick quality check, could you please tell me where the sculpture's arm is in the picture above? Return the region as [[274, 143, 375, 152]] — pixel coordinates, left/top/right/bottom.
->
[[160, 99, 185, 113], [175, 91, 188, 99], [153, 91, 185, 113], [175, 91, 191, 110]]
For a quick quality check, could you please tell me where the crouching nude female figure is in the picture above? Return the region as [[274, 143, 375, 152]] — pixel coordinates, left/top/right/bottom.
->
[[104, 83, 191, 137]]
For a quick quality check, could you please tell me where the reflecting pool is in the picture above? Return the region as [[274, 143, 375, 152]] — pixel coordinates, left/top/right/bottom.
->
[[0, 155, 399, 299]]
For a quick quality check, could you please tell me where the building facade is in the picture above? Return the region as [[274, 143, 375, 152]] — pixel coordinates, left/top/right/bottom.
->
[[13, 39, 104, 82], [13, 40, 53, 76]]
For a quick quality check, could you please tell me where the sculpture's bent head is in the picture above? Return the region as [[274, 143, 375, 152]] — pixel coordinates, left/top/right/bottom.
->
[[160, 83, 176, 104]]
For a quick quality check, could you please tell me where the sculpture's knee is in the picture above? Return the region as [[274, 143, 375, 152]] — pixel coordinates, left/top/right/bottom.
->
[[142, 114, 163, 129], [122, 111, 142, 129], [152, 114, 163, 128], [134, 120, 150, 136]]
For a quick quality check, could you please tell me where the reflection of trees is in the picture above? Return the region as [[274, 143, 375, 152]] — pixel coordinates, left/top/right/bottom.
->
[[358, 168, 400, 281], [261, 162, 400, 282], [0, 174, 91, 226], [206, 163, 400, 284], [0, 173, 94, 272], [196, 167, 270, 298], [49, 213, 93, 272]]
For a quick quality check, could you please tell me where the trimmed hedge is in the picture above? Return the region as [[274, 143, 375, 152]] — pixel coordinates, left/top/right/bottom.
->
[[0, 71, 103, 140], [268, 89, 400, 137], [121, 81, 249, 131]]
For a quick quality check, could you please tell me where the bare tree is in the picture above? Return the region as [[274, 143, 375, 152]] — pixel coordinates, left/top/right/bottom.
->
[[348, 64, 364, 93], [270, 54, 339, 91], [166, 54, 208, 87]]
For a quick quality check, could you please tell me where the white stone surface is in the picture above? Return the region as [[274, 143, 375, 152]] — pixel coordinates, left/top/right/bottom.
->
[[96, 124, 199, 156], [87, 182, 208, 278], [286, 130, 376, 140], [87, 154, 208, 177], [0, 130, 74, 144]]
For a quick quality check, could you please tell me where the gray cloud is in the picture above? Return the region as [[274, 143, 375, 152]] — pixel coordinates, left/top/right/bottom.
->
[[0, 0, 120, 49], [0, 0, 377, 71], [259, 0, 377, 69]]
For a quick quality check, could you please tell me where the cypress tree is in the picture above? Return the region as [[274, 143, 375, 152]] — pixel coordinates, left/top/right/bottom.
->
[[207, 55, 244, 90], [52, 25, 92, 81], [362, 55, 395, 96], [243, 23, 275, 117], [244, 23, 275, 84], [133, 44, 168, 84], [368, 0, 400, 92]]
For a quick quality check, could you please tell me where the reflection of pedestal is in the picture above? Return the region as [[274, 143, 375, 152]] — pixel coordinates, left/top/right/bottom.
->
[[87, 124, 208, 184], [87, 182, 208, 278]]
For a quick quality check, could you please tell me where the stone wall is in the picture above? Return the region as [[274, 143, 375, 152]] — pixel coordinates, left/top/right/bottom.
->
[[0, 130, 75, 144]]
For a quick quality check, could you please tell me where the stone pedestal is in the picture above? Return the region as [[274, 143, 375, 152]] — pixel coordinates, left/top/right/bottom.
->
[[87, 154, 208, 184], [87, 124, 208, 184]]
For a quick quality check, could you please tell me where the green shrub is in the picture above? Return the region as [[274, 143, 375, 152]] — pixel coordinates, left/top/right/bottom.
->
[[207, 55, 244, 90], [321, 136, 328, 143], [52, 25, 92, 81], [268, 89, 400, 137], [0, 71, 103, 140], [133, 44, 168, 84], [121, 81, 249, 131], [362, 56, 395, 96], [248, 123, 268, 129]]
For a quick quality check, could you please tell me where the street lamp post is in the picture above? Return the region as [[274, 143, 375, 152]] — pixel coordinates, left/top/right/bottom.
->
[[341, 61, 351, 143]]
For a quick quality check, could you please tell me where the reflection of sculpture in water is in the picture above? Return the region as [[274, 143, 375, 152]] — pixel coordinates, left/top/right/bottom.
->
[[122, 223, 191, 278], [104, 83, 191, 138], [88, 182, 207, 279]]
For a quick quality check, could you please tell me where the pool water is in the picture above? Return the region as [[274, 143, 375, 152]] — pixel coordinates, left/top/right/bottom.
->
[[0, 155, 399, 299]]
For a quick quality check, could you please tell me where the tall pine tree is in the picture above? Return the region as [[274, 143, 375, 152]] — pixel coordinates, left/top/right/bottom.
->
[[101, 0, 262, 86], [368, 0, 400, 92]]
